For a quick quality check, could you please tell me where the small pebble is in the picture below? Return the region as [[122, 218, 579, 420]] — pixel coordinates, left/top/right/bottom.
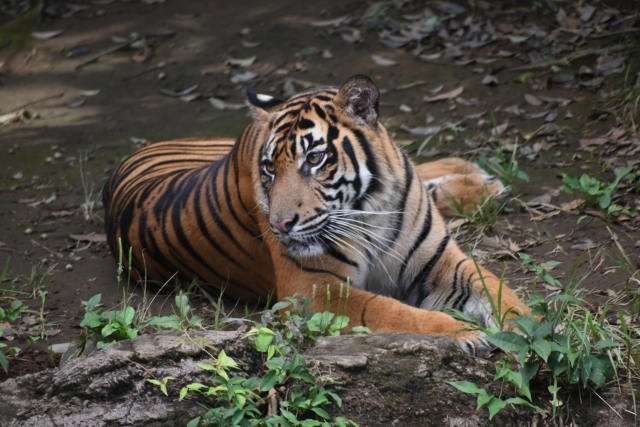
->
[[45, 157, 53, 164], [53, 152, 63, 159], [65, 264, 73, 271], [42, 258, 49, 265], [24, 228, 33, 235], [240, 27, 251, 36], [40, 233, 47, 240]]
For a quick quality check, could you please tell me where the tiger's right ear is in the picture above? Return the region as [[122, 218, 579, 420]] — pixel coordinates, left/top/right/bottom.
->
[[245, 88, 284, 122]]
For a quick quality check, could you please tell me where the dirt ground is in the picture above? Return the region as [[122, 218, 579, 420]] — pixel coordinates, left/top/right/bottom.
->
[[0, 0, 638, 393]]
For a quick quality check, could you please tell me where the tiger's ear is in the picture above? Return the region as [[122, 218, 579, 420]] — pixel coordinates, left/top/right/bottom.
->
[[245, 88, 284, 122], [335, 75, 379, 126]]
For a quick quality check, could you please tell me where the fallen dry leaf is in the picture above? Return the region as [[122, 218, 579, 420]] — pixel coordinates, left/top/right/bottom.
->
[[69, 233, 107, 243], [423, 86, 463, 102], [481, 74, 499, 85], [241, 40, 261, 48], [371, 54, 398, 66], [209, 98, 247, 110], [400, 124, 440, 136], [32, 30, 63, 40], [309, 16, 348, 27], [524, 93, 542, 106], [160, 84, 199, 97], [230, 71, 258, 83], [226, 56, 257, 68], [560, 199, 584, 211]]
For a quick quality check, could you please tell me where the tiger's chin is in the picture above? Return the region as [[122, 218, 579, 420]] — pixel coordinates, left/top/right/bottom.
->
[[283, 239, 325, 258]]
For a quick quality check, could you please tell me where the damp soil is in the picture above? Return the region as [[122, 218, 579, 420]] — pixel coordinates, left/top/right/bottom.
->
[[0, 0, 639, 392]]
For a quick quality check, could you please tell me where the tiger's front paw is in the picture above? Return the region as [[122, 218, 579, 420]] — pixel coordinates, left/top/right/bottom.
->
[[454, 330, 491, 358]]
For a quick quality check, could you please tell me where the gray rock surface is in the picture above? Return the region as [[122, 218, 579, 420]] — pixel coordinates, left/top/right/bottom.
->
[[0, 331, 634, 426]]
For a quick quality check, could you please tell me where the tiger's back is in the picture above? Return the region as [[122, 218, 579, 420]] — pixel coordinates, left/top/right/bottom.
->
[[104, 137, 276, 303]]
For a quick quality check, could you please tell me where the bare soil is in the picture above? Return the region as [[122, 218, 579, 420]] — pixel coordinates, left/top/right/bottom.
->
[[0, 0, 638, 396]]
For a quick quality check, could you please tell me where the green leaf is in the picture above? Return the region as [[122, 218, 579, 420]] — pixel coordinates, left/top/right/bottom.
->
[[348, 326, 371, 335], [446, 381, 484, 395], [186, 417, 201, 427], [476, 390, 492, 409], [550, 294, 583, 305], [503, 397, 546, 412], [143, 315, 181, 330], [271, 301, 292, 311], [509, 316, 539, 337], [123, 306, 135, 326], [255, 332, 274, 352], [311, 407, 331, 419], [80, 315, 103, 329], [260, 370, 279, 391], [597, 193, 611, 209], [280, 408, 300, 425], [86, 294, 102, 312], [531, 339, 551, 362], [0, 353, 7, 374], [485, 331, 529, 353], [594, 340, 619, 350], [326, 390, 343, 407], [487, 397, 507, 420], [101, 323, 117, 338]]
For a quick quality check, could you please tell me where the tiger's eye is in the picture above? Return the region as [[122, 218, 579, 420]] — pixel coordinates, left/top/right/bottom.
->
[[306, 152, 324, 165], [264, 161, 276, 173]]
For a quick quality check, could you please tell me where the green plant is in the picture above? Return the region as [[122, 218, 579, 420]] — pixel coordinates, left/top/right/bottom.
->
[[448, 257, 639, 422], [161, 290, 364, 427], [448, 193, 501, 233], [79, 151, 104, 223], [476, 145, 529, 194], [0, 298, 27, 323], [143, 291, 204, 331], [0, 343, 20, 373], [518, 253, 562, 288], [24, 260, 55, 297], [0, 257, 18, 292], [559, 167, 636, 219], [79, 293, 139, 349]]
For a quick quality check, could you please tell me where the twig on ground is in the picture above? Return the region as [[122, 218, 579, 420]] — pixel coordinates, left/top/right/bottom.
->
[[0, 92, 64, 115]]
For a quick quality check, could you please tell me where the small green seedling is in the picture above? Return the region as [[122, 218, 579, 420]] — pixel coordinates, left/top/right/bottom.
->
[[559, 167, 636, 218]]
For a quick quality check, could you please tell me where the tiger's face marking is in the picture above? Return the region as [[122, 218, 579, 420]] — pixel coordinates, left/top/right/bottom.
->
[[248, 76, 386, 257]]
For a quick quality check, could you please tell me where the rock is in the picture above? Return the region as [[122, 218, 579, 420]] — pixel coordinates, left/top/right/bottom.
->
[[0, 331, 635, 426]]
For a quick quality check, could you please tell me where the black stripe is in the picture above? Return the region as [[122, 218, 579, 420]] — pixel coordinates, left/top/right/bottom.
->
[[283, 254, 347, 282], [325, 245, 359, 268], [410, 233, 451, 307], [398, 195, 433, 282], [444, 260, 466, 307]]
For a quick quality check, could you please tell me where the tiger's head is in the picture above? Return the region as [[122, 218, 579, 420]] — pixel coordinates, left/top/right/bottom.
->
[[247, 75, 405, 258]]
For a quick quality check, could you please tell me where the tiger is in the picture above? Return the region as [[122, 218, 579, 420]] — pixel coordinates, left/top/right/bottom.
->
[[103, 75, 527, 357]]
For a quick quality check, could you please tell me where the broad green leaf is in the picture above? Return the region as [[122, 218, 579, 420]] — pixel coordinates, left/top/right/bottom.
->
[[476, 390, 492, 409], [531, 339, 551, 362], [271, 301, 292, 311], [487, 397, 507, 420], [260, 370, 279, 391], [255, 332, 274, 352], [186, 417, 201, 427], [509, 316, 539, 337], [123, 306, 135, 326], [326, 390, 343, 407], [311, 407, 331, 419], [446, 381, 484, 395], [485, 331, 529, 353], [86, 294, 102, 311]]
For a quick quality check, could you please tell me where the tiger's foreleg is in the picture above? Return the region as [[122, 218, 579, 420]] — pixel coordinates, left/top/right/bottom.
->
[[424, 245, 529, 331], [273, 256, 492, 357]]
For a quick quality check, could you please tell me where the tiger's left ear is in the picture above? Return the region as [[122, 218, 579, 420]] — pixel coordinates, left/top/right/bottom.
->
[[245, 88, 284, 122], [335, 75, 379, 126]]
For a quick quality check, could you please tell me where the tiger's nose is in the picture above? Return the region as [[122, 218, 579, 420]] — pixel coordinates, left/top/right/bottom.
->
[[270, 215, 298, 233]]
